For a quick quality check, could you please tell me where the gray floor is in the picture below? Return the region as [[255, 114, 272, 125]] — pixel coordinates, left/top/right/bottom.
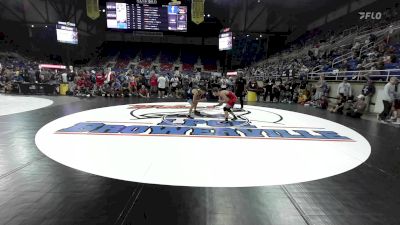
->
[[0, 96, 399, 225]]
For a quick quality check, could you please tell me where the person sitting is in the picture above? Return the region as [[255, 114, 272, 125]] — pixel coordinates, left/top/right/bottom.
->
[[345, 95, 367, 118], [329, 94, 346, 114], [138, 85, 150, 98], [101, 82, 112, 97], [111, 79, 122, 97], [298, 89, 311, 105], [312, 95, 329, 109], [121, 80, 130, 97]]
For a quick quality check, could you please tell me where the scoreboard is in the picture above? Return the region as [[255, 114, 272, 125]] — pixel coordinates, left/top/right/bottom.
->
[[56, 21, 78, 45], [219, 31, 232, 51], [106, 1, 187, 32]]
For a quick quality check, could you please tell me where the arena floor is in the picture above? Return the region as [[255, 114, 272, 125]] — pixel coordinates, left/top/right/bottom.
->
[[0, 95, 400, 225]]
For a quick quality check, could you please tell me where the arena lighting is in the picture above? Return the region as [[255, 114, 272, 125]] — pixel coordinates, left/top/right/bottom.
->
[[102, 9, 106, 12], [31, 25, 34, 28], [207, 14, 210, 17], [260, 34, 262, 38], [246, 34, 250, 37], [256, 38, 259, 40]]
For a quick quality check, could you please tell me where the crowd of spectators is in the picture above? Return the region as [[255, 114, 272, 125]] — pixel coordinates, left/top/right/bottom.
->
[[1, 52, 400, 123], [245, 3, 400, 84]]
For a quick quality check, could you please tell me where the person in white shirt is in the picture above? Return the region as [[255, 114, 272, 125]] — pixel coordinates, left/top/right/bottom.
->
[[220, 76, 228, 90], [170, 76, 179, 98], [379, 77, 397, 122], [157, 74, 167, 98], [174, 69, 180, 78], [337, 77, 352, 100], [61, 73, 68, 83]]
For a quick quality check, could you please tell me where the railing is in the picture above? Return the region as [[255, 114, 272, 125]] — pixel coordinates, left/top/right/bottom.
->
[[254, 20, 400, 69], [331, 26, 393, 68], [342, 26, 358, 37], [311, 65, 323, 73], [307, 69, 400, 81]]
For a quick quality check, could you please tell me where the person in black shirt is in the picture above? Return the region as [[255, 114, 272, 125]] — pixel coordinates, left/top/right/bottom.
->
[[361, 79, 375, 112], [235, 75, 247, 109], [263, 77, 275, 102]]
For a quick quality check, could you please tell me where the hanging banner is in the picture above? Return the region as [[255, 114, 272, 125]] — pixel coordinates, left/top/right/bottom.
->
[[86, 0, 100, 20], [191, 0, 204, 25]]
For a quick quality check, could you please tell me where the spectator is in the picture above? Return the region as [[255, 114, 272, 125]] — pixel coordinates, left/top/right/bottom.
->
[[157, 74, 167, 98], [263, 76, 275, 102], [361, 79, 376, 112], [272, 79, 282, 102], [313, 75, 327, 100], [337, 77, 352, 100], [149, 73, 158, 95], [298, 88, 311, 105], [316, 95, 329, 109], [390, 79, 400, 123], [220, 76, 229, 90], [247, 78, 261, 102], [129, 75, 137, 96], [329, 94, 346, 114], [138, 85, 150, 98], [346, 95, 367, 118], [112, 79, 122, 97], [378, 77, 397, 122], [170, 75, 179, 98]]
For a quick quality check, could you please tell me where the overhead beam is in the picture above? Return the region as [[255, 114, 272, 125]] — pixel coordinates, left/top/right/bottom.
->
[[0, 1, 25, 22], [28, 0, 48, 23], [245, 4, 269, 32]]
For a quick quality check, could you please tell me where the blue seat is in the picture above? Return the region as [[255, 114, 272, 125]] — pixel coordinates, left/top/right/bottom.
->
[[384, 63, 399, 69]]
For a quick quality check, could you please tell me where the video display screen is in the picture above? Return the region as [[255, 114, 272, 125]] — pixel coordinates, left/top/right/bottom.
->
[[106, 2, 187, 32], [219, 32, 233, 51], [56, 22, 78, 45]]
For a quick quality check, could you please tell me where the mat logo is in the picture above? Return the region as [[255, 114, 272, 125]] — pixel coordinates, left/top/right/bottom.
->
[[55, 104, 353, 142], [359, 12, 382, 20]]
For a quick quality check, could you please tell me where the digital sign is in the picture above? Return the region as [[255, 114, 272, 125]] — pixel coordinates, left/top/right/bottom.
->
[[56, 21, 78, 45], [219, 31, 232, 51], [106, 2, 187, 32]]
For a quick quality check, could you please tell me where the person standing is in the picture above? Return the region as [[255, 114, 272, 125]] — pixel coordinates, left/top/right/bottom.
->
[[157, 74, 167, 98], [314, 75, 327, 101], [361, 79, 376, 113], [337, 77, 352, 100], [235, 75, 247, 109], [263, 76, 275, 102], [170, 75, 180, 98], [149, 73, 158, 95], [378, 77, 397, 122], [220, 76, 228, 90], [390, 79, 400, 123]]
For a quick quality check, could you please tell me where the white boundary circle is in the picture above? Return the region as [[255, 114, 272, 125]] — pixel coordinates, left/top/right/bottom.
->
[[35, 102, 371, 187], [0, 95, 53, 116]]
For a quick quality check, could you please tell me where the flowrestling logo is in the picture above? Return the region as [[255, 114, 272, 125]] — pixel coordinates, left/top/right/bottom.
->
[[359, 12, 382, 20], [55, 104, 353, 141], [35, 102, 371, 187]]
